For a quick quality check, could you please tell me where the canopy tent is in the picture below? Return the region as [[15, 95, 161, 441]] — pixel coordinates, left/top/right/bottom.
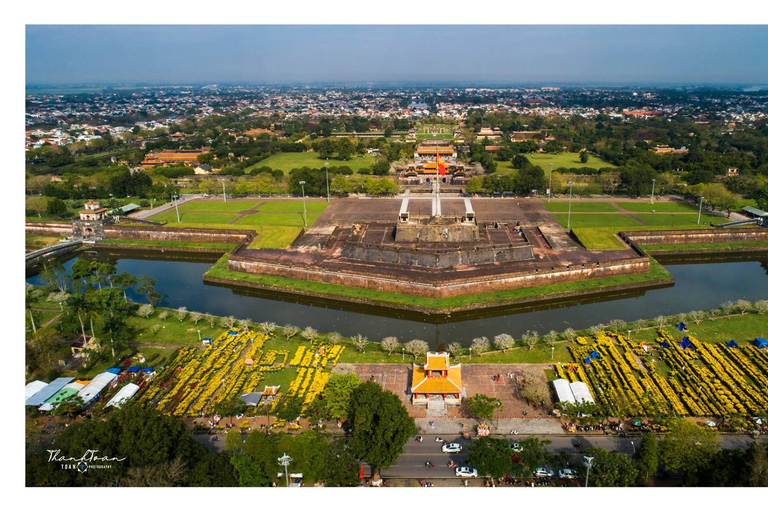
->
[[26, 377, 74, 406], [754, 338, 768, 349], [38, 382, 85, 411], [244, 358, 254, 366], [106, 383, 140, 408], [105, 368, 121, 375], [569, 381, 595, 404], [552, 379, 576, 404], [676, 322, 688, 332], [660, 341, 670, 349], [726, 340, 739, 349], [202, 338, 212, 345], [127, 366, 141, 373], [680, 337, 694, 350], [142, 367, 154, 374], [25, 380, 48, 400], [78, 372, 118, 404], [583, 357, 592, 364], [240, 392, 263, 407], [228, 331, 238, 335], [589, 350, 601, 359]]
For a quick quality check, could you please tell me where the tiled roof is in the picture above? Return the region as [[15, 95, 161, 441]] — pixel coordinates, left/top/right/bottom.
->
[[411, 366, 462, 394]]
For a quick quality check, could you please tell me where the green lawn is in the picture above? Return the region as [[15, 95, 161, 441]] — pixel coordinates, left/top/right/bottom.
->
[[526, 152, 616, 170], [495, 161, 519, 176], [616, 202, 698, 213], [635, 213, 729, 227], [257, 201, 328, 213], [552, 213, 643, 228], [235, 212, 322, 228], [97, 239, 235, 251], [250, 152, 375, 173], [150, 211, 239, 224], [248, 226, 303, 249], [179, 200, 261, 213], [629, 312, 768, 348], [570, 228, 627, 250], [544, 202, 619, 213], [640, 240, 768, 254]]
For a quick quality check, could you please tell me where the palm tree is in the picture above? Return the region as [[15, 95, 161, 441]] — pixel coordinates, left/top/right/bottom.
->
[[66, 294, 89, 343]]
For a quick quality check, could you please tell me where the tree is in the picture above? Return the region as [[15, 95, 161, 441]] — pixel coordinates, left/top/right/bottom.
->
[[136, 304, 154, 318], [654, 315, 666, 329], [347, 381, 417, 482], [404, 339, 429, 360], [188, 451, 238, 487], [735, 299, 752, 315], [283, 324, 300, 339], [543, 330, 559, 348], [721, 301, 736, 319], [466, 394, 502, 422], [205, 314, 216, 328], [755, 300, 768, 315], [136, 276, 159, 305], [65, 294, 90, 342], [579, 151, 589, 164], [260, 322, 277, 335], [190, 311, 203, 324], [301, 326, 318, 343], [589, 323, 606, 336], [315, 373, 361, 421], [112, 272, 138, 300], [335, 138, 356, 160], [316, 138, 335, 159], [467, 437, 514, 479], [222, 315, 237, 329], [40, 259, 70, 293], [327, 332, 343, 345], [176, 306, 188, 322], [158, 311, 169, 322], [563, 327, 576, 343], [745, 441, 768, 487], [633, 432, 659, 485], [231, 430, 278, 487], [238, 318, 252, 331], [322, 440, 360, 486], [520, 370, 549, 406], [46, 197, 68, 218], [688, 310, 705, 324], [659, 418, 720, 485], [521, 331, 539, 351], [582, 447, 639, 486], [276, 430, 330, 484], [381, 336, 400, 356], [608, 318, 626, 332], [471, 336, 490, 356], [351, 334, 369, 353], [493, 333, 515, 353], [509, 436, 552, 478], [446, 342, 462, 360], [225, 429, 243, 453]]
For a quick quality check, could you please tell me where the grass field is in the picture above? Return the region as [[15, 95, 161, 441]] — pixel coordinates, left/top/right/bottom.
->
[[552, 213, 643, 228], [250, 152, 375, 173], [640, 240, 768, 254], [636, 213, 729, 228], [257, 200, 328, 213], [247, 226, 303, 248], [179, 201, 260, 212], [98, 239, 235, 251], [526, 152, 616, 170], [26, 235, 62, 253], [234, 212, 322, 227], [544, 202, 619, 213], [150, 211, 240, 224], [616, 201, 699, 213]]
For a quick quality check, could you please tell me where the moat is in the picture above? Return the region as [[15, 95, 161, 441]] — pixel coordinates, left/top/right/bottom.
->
[[26, 248, 768, 346]]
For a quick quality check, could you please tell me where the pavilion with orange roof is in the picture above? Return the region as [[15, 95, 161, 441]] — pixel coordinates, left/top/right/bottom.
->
[[410, 352, 463, 407]]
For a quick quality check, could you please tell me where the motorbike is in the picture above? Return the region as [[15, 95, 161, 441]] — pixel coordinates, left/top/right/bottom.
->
[[425, 461, 433, 468], [435, 436, 444, 443], [510, 430, 518, 435], [415, 436, 423, 442], [448, 461, 456, 468]]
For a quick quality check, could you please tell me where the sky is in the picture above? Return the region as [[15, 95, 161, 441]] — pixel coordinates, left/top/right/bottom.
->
[[24, 25, 768, 86]]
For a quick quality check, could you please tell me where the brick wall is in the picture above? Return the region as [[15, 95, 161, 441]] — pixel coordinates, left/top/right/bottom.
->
[[623, 228, 768, 246]]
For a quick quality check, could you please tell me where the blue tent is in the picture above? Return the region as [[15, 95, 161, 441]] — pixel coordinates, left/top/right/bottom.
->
[[127, 366, 141, 373], [142, 367, 154, 373], [754, 338, 768, 349], [726, 340, 739, 349], [590, 350, 601, 359], [660, 341, 670, 349], [228, 331, 238, 335], [680, 337, 694, 350], [583, 357, 592, 364], [105, 367, 121, 375], [676, 322, 688, 331]]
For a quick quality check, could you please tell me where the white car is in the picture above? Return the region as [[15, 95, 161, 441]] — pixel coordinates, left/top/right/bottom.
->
[[511, 442, 523, 453], [442, 442, 463, 454], [455, 466, 478, 478], [558, 468, 576, 479], [534, 467, 554, 478]]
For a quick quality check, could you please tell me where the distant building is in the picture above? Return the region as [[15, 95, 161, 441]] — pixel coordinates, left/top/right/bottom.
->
[[141, 149, 210, 169], [194, 164, 212, 175], [79, 201, 108, 221], [652, 145, 689, 155], [477, 127, 503, 140], [726, 167, 739, 178], [510, 131, 546, 142]]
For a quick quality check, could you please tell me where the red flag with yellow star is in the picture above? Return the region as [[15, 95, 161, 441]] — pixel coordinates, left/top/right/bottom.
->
[[437, 150, 446, 176]]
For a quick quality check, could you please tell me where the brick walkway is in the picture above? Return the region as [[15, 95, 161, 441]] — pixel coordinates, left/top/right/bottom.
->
[[349, 363, 554, 420]]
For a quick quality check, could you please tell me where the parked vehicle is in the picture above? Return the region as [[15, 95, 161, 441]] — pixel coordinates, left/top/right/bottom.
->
[[534, 467, 554, 478], [558, 468, 577, 479], [442, 442, 463, 454], [511, 442, 523, 453], [455, 466, 478, 478]]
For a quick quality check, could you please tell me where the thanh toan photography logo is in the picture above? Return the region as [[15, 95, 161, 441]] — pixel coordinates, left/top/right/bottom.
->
[[47, 449, 126, 473]]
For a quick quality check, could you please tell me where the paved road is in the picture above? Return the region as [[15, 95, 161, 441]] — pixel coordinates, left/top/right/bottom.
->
[[132, 193, 202, 220]]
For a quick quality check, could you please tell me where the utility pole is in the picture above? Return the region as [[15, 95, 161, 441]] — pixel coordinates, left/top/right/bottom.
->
[[583, 456, 594, 488], [172, 194, 180, 223], [697, 196, 704, 224], [325, 162, 330, 203], [548, 163, 553, 203], [650, 178, 656, 205], [567, 181, 575, 230], [222, 179, 227, 202], [299, 181, 307, 229]]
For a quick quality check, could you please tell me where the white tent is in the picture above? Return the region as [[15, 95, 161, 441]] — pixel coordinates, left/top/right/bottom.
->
[[26, 377, 74, 406], [38, 382, 85, 411], [569, 381, 595, 404], [25, 380, 48, 400], [552, 378, 576, 404], [77, 372, 118, 404], [106, 383, 140, 408]]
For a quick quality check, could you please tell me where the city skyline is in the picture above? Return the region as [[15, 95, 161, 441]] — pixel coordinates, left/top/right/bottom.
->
[[26, 25, 768, 87]]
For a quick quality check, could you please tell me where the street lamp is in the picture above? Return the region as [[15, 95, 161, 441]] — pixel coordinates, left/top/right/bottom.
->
[[697, 196, 704, 225], [171, 194, 180, 223], [325, 162, 330, 203], [583, 455, 595, 488], [630, 440, 636, 454], [551, 346, 555, 360], [548, 163, 554, 203], [650, 178, 656, 205], [566, 181, 575, 230], [278, 453, 293, 488], [197, 329, 201, 342], [469, 347, 472, 360], [628, 330, 632, 341], [401, 346, 405, 362], [222, 179, 227, 202], [299, 181, 307, 229]]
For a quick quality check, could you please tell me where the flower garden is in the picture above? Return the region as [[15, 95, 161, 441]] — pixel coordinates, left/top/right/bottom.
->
[[555, 330, 768, 418], [135, 329, 344, 419]]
